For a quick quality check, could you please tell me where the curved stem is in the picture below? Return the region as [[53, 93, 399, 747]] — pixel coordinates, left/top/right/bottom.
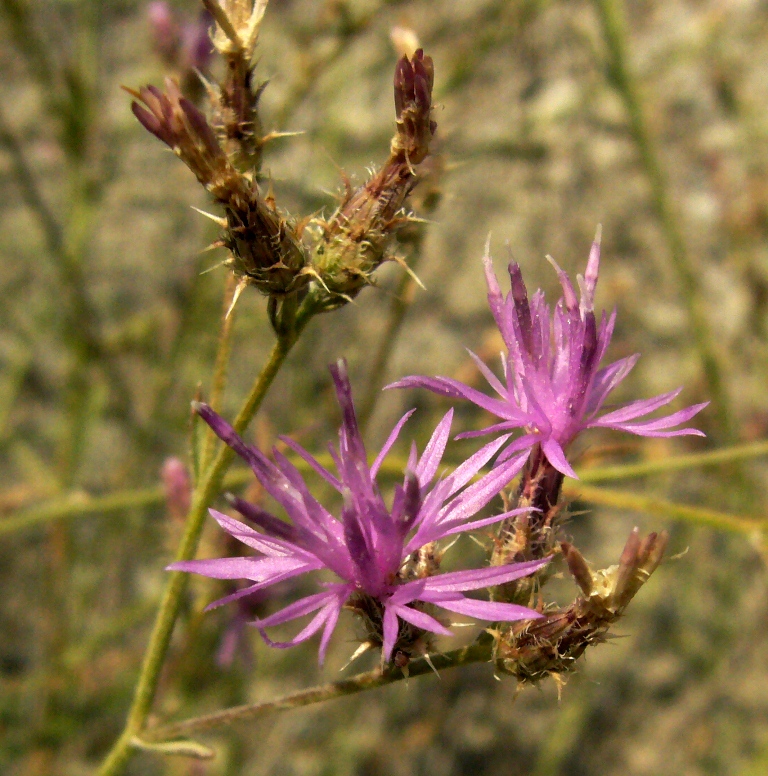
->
[[97, 304, 313, 776]]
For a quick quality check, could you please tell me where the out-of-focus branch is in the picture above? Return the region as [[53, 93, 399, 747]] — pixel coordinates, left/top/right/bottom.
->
[[592, 0, 733, 440], [6, 440, 768, 536]]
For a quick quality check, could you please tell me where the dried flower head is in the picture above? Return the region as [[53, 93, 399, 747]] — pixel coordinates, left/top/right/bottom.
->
[[493, 529, 668, 683], [170, 360, 546, 664], [202, 0, 271, 170], [389, 230, 707, 478]]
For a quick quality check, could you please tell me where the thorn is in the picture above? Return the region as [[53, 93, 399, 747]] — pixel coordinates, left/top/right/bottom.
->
[[339, 641, 374, 672], [194, 68, 218, 103], [226, 278, 249, 318], [390, 255, 426, 290], [200, 259, 229, 274], [469, 534, 488, 550], [667, 546, 689, 562], [200, 242, 227, 256], [299, 266, 332, 295], [423, 653, 440, 678], [260, 130, 306, 144], [191, 206, 227, 228]]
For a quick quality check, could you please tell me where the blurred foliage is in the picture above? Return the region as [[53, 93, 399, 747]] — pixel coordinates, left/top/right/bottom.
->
[[2, 0, 768, 774]]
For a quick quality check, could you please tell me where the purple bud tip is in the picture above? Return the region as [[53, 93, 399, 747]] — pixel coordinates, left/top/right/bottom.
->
[[507, 262, 527, 303]]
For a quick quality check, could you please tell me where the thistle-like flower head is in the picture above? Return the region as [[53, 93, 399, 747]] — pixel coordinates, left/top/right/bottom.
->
[[389, 231, 708, 478], [171, 360, 545, 664]]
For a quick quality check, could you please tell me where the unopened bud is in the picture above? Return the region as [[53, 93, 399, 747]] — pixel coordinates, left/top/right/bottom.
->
[[161, 457, 192, 521], [130, 79, 308, 298], [311, 50, 436, 307]]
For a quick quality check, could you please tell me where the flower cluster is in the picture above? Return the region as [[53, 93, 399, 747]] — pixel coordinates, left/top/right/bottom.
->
[[172, 360, 546, 664], [131, 0, 436, 314], [389, 230, 707, 478]]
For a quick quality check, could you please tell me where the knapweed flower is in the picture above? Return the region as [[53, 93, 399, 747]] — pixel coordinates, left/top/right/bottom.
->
[[388, 231, 707, 478], [171, 360, 546, 664]]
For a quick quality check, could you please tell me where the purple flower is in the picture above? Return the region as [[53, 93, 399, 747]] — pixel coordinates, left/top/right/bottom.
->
[[147, 3, 213, 73], [170, 360, 546, 664], [388, 231, 708, 478]]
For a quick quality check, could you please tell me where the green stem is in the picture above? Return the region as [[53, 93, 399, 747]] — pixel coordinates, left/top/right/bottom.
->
[[564, 481, 764, 535], [357, 263, 420, 431], [97, 307, 312, 776], [580, 439, 768, 483], [144, 641, 490, 743], [200, 275, 239, 472], [592, 0, 732, 440]]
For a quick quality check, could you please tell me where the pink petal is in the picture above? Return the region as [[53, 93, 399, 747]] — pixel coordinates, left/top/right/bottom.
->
[[382, 606, 399, 663], [595, 389, 682, 425], [541, 437, 578, 479], [413, 409, 452, 484], [431, 596, 542, 622], [386, 375, 522, 421], [390, 603, 453, 637], [466, 349, 507, 398], [279, 436, 342, 491], [371, 409, 417, 478], [419, 557, 549, 593]]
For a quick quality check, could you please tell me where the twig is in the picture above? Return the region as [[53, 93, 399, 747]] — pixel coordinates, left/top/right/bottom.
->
[[145, 641, 490, 742]]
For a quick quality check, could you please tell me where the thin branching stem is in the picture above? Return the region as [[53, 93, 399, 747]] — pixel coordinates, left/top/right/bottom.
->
[[579, 440, 768, 482], [358, 265, 420, 431], [592, 0, 733, 440], [564, 482, 764, 536], [200, 274, 239, 472], [144, 641, 491, 742]]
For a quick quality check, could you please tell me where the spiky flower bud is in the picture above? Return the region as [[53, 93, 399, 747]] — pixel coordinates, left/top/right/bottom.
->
[[130, 79, 309, 298], [130, 79, 239, 197], [310, 50, 437, 308], [392, 48, 435, 166]]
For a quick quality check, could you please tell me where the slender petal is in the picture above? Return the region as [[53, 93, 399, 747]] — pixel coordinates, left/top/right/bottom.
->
[[178, 361, 545, 665], [389, 235, 706, 476], [372, 409, 417, 478]]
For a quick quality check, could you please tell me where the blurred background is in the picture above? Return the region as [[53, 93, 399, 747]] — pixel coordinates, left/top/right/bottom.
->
[[2, 0, 768, 773]]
